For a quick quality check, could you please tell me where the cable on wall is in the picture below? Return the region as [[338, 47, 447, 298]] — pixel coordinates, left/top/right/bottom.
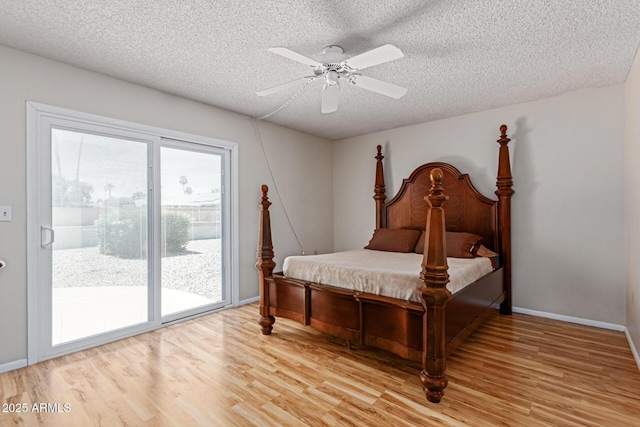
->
[[252, 117, 305, 255], [251, 77, 320, 254], [251, 77, 318, 254]]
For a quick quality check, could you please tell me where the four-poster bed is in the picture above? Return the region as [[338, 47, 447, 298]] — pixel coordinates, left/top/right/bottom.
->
[[256, 125, 514, 403]]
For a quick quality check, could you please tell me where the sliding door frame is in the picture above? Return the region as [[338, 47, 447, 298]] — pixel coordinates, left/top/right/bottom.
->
[[26, 102, 239, 364]]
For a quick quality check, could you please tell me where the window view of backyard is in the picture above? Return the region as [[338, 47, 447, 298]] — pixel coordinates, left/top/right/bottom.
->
[[161, 145, 223, 317], [51, 129, 223, 345]]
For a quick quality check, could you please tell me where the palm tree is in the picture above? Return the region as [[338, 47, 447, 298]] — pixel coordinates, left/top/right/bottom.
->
[[104, 183, 114, 199], [179, 176, 189, 194]]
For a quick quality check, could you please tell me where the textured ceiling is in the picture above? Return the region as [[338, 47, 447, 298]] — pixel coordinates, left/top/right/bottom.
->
[[1, 0, 639, 140]]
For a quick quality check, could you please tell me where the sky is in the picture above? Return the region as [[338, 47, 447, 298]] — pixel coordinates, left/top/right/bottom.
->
[[52, 128, 222, 206]]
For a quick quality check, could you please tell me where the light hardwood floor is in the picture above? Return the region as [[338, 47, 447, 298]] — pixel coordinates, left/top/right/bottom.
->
[[1, 303, 640, 426]]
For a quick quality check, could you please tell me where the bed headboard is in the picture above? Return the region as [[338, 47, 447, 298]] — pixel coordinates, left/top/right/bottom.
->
[[384, 162, 498, 251], [373, 125, 512, 256]]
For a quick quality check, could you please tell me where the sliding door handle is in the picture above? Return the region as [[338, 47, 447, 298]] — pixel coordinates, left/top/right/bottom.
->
[[41, 226, 55, 248]]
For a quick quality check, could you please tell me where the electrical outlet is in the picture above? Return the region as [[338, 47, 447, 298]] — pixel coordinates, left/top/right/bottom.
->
[[0, 206, 11, 222]]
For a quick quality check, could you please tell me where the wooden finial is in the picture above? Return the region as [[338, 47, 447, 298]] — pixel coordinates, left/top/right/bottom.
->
[[259, 185, 271, 209], [498, 124, 510, 146], [431, 168, 443, 183], [427, 168, 448, 209], [375, 145, 383, 161]]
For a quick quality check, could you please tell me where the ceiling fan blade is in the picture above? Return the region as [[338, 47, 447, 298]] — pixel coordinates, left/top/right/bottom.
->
[[321, 84, 339, 114], [344, 44, 404, 70], [256, 76, 315, 97], [267, 47, 322, 67], [349, 75, 407, 99]]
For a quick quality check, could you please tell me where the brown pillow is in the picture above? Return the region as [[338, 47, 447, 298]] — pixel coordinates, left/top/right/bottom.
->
[[476, 245, 499, 269], [365, 228, 421, 253], [447, 231, 483, 258], [476, 245, 498, 258], [414, 231, 425, 254], [414, 231, 483, 258]]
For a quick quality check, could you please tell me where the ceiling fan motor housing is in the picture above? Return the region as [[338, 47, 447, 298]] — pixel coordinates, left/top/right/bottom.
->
[[320, 45, 346, 61], [315, 46, 352, 78]]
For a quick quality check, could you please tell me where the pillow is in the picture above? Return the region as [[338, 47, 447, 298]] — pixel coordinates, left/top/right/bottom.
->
[[447, 231, 483, 258], [414, 231, 483, 258], [365, 228, 421, 253], [414, 231, 425, 254], [476, 244, 499, 269], [476, 245, 498, 258]]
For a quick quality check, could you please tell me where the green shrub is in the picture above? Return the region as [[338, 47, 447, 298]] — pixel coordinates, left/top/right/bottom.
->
[[96, 208, 191, 259], [162, 211, 190, 255], [96, 207, 146, 259]]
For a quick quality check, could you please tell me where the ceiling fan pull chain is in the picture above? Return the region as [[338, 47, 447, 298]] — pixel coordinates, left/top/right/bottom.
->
[[256, 77, 316, 120]]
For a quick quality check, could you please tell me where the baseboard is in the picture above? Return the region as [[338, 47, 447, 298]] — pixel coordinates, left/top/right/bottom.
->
[[625, 329, 640, 371], [0, 359, 27, 374], [237, 296, 259, 306], [512, 307, 626, 331]]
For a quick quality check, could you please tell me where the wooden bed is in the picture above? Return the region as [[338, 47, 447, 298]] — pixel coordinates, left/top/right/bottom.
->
[[256, 125, 514, 403]]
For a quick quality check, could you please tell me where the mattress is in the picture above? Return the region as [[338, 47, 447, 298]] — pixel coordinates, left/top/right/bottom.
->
[[282, 249, 494, 303]]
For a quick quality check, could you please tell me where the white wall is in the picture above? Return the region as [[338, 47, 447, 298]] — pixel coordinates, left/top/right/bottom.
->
[[0, 45, 333, 366], [626, 47, 640, 357], [334, 85, 626, 325]]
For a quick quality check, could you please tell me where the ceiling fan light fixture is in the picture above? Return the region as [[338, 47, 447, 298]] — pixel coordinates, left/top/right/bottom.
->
[[325, 70, 339, 86], [321, 83, 339, 114]]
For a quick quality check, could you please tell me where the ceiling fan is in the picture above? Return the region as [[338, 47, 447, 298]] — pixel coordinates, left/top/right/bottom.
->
[[257, 44, 408, 114]]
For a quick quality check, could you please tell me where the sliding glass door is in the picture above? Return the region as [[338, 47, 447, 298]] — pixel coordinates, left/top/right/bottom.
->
[[160, 141, 230, 322], [50, 128, 152, 347], [28, 103, 235, 362]]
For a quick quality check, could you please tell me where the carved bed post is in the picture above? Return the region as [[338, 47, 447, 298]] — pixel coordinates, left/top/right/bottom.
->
[[419, 168, 452, 403], [496, 125, 514, 315], [256, 184, 276, 334], [374, 145, 387, 229]]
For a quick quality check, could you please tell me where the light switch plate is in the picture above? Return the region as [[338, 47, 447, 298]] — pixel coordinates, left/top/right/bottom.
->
[[0, 206, 11, 221]]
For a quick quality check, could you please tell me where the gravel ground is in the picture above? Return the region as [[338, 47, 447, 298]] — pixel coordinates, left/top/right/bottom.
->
[[52, 239, 222, 301]]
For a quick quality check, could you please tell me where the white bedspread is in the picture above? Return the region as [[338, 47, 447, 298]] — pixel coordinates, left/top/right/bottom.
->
[[282, 249, 494, 303]]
